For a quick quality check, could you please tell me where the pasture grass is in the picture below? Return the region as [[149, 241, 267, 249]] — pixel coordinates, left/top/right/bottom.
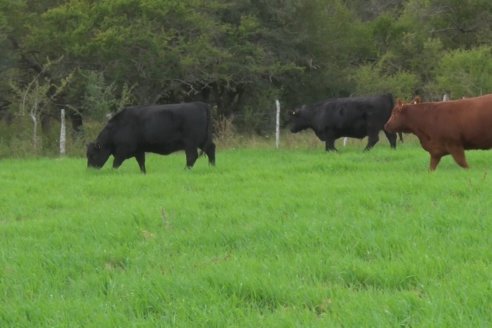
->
[[1, 138, 491, 327]]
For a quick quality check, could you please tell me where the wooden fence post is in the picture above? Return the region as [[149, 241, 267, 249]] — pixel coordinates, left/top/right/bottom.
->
[[275, 99, 280, 149], [60, 108, 66, 156]]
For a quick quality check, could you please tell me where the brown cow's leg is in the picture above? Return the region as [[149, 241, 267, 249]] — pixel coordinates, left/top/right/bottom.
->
[[429, 154, 442, 171], [450, 148, 469, 169]]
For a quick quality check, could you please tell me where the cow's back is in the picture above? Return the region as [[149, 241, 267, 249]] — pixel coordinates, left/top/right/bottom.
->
[[432, 95, 492, 149], [319, 94, 393, 129], [137, 102, 209, 145], [362, 94, 394, 122]]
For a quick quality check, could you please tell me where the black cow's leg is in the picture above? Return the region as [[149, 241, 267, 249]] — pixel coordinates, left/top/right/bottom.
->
[[325, 139, 337, 151], [185, 147, 199, 169], [135, 152, 146, 174], [384, 131, 397, 149], [112, 156, 125, 170], [204, 142, 216, 166], [364, 132, 379, 151]]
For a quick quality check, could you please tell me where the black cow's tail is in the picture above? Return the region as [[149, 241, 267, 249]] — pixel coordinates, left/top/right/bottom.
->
[[199, 104, 213, 157], [387, 93, 395, 113], [387, 94, 403, 142]]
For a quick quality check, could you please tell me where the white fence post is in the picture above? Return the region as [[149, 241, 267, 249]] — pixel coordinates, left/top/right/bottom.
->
[[443, 93, 449, 101], [275, 99, 280, 149], [60, 108, 66, 156]]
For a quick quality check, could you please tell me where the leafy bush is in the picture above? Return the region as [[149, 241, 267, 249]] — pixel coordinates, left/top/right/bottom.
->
[[434, 46, 492, 98], [352, 64, 419, 99]]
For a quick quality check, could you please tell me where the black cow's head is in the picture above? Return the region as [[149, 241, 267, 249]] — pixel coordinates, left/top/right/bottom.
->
[[86, 142, 111, 169], [289, 105, 312, 133]]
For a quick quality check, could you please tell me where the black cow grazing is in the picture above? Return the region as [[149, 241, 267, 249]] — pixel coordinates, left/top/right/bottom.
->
[[289, 94, 397, 151], [87, 102, 215, 173]]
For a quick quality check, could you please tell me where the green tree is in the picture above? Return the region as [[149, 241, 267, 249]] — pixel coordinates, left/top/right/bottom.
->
[[0, 0, 76, 128], [351, 64, 419, 99], [3, 0, 492, 148], [402, 0, 492, 49], [27, 0, 302, 117], [434, 46, 492, 98]]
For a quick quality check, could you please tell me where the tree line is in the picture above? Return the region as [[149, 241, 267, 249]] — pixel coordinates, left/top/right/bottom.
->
[[0, 0, 491, 153]]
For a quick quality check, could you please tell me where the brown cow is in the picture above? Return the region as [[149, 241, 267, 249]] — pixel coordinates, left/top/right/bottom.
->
[[384, 94, 492, 170]]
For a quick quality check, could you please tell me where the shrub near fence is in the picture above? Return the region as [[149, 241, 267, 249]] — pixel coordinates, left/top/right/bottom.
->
[[0, 114, 94, 158], [0, 117, 46, 158]]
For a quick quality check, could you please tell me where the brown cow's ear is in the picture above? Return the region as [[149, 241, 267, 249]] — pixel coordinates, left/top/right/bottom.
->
[[396, 99, 405, 112]]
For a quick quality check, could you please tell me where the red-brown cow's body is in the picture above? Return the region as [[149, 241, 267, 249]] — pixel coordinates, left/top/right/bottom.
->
[[384, 94, 492, 170]]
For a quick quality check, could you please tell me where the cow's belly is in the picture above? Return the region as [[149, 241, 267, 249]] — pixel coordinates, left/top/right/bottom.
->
[[143, 141, 185, 155], [463, 139, 492, 150], [461, 129, 492, 150], [336, 128, 367, 139], [335, 121, 368, 139], [343, 131, 367, 139]]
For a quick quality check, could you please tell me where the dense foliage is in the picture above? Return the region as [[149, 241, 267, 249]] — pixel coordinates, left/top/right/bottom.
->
[[0, 0, 491, 151]]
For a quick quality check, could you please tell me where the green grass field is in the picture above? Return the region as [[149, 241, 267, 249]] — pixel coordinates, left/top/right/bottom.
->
[[1, 139, 491, 327]]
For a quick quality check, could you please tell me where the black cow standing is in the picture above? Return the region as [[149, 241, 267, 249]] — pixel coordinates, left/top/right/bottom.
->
[[87, 102, 215, 173], [289, 94, 397, 151]]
